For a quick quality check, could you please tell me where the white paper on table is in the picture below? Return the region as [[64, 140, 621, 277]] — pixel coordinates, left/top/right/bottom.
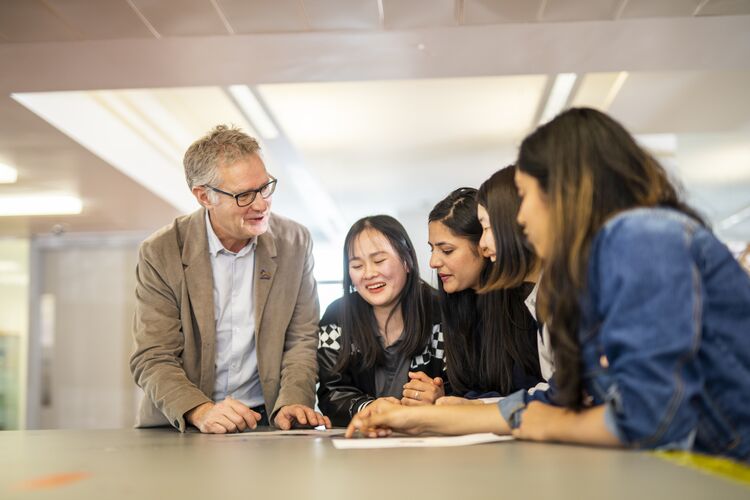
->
[[226, 428, 347, 437], [332, 433, 513, 449]]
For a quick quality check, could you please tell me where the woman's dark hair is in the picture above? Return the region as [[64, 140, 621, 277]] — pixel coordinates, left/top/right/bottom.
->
[[429, 188, 540, 394], [336, 215, 432, 373], [516, 107, 704, 409], [477, 165, 539, 292]]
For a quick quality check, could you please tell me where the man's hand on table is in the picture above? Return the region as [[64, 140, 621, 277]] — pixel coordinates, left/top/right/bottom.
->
[[186, 397, 261, 434], [274, 404, 332, 430]]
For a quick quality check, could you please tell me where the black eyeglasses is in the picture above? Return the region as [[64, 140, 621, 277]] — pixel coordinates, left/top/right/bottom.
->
[[206, 177, 277, 207]]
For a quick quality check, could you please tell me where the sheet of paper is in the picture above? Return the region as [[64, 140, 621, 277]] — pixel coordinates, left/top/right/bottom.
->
[[332, 433, 513, 449], [226, 428, 347, 437]]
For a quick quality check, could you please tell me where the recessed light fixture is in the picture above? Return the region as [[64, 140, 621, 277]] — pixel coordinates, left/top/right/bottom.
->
[[0, 163, 18, 184], [0, 194, 82, 216]]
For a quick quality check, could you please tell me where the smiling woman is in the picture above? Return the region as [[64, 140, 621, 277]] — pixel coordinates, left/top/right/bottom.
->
[[317, 215, 447, 427], [428, 188, 542, 400]]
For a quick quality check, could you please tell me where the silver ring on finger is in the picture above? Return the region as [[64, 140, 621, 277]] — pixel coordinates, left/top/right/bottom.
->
[[414, 390, 420, 401]]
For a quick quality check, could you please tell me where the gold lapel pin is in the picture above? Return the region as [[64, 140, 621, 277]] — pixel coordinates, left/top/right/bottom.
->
[[259, 269, 272, 280]]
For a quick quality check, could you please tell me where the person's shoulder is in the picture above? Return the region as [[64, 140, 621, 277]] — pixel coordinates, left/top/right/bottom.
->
[[596, 207, 702, 250], [268, 213, 312, 244]]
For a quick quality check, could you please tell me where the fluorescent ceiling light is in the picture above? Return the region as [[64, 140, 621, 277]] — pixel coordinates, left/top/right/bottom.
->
[[0, 163, 18, 183], [539, 73, 577, 125], [0, 194, 82, 216], [228, 85, 280, 140]]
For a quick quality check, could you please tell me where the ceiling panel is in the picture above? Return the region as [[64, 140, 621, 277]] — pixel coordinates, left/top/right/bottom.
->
[[143, 87, 256, 147], [304, 0, 382, 31], [259, 76, 545, 217], [217, 0, 306, 33], [0, 97, 180, 236], [131, 0, 228, 37], [382, 0, 457, 29], [259, 76, 546, 153], [463, 0, 543, 24], [698, 0, 750, 16], [46, 0, 155, 40], [619, 0, 703, 18], [0, 0, 80, 42], [570, 72, 626, 110], [542, 0, 621, 22], [608, 71, 750, 134]]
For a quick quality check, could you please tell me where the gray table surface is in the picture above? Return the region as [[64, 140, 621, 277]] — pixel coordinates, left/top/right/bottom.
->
[[0, 427, 747, 499]]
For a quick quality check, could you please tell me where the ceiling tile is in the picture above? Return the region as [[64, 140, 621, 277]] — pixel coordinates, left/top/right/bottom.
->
[[304, 0, 382, 31], [217, 0, 306, 33], [608, 70, 750, 134], [259, 76, 546, 153], [258, 76, 545, 214], [698, 0, 750, 16], [131, 0, 228, 37], [618, 0, 703, 19], [46, 0, 155, 40], [0, 0, 80, 42], [463, 0, 543, 24], [382, 0, 457, 29], [570, 72, 626, 110], [541, 0, 621, 22]]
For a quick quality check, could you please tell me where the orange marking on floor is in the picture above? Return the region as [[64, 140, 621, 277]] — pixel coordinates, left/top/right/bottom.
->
[[12, 471, 91, 491]]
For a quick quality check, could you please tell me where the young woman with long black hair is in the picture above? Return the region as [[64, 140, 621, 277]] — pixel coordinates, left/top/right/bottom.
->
[[317, 215, 446, 426], [412, 187, 542, 405], [476, 166, 554, 387]]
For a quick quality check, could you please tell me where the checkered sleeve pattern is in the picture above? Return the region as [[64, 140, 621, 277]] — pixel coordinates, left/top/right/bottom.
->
[[318, 323, 342, 351], [410, 324, 445, 370]]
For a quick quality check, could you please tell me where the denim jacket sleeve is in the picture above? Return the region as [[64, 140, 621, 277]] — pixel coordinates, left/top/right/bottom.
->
[[498, 379, 559, 429], [589, 212, 703, 449]]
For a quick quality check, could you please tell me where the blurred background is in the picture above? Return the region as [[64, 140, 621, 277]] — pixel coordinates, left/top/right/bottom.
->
[[0, 0, 748, 430]]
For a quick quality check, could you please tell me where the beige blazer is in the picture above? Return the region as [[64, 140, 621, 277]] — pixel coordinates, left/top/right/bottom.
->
[[130, 209, 319, 431]]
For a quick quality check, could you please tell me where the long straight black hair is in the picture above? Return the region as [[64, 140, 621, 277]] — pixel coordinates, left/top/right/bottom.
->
[[429, 188, 540, 395], [335, 215, 433, 373], [476, 166, 542, 389]]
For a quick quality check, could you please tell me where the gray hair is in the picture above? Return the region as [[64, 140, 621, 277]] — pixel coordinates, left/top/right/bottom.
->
[[183, 125, 262, 199]]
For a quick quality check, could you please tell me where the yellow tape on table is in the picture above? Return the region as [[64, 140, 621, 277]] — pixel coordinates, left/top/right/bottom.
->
[[654, 450, 750, 487]]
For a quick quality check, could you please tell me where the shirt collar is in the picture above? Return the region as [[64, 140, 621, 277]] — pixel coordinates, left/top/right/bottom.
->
[[524, 280, 539, 312], [205, 210, 256, 257]]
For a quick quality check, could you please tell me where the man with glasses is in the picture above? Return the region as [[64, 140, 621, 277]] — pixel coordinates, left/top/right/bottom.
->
[[131, 125, 330, 433]]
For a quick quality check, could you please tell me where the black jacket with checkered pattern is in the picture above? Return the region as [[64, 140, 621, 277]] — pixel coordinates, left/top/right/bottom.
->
[[317, 294, 447, 427]]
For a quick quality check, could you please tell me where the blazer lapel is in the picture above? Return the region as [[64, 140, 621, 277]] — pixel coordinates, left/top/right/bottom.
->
[[182, 209, 216, 391], [254, 221, 278, 338]]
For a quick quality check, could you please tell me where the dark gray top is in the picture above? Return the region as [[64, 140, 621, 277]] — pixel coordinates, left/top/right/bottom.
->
[[374, 333, 410, 399]]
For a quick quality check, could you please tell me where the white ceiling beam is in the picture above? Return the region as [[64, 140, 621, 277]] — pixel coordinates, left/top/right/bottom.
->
[[1, 16, 748, 94]]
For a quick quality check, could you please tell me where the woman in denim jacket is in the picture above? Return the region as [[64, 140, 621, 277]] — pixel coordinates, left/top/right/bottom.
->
[[345, 108, 750, 462]]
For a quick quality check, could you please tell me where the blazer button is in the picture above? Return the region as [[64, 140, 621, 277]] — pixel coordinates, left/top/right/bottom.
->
[[599, 355, 609, 368]]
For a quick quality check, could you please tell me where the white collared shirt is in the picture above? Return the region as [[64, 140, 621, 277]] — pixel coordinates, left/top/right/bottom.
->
[[525, 280, 555, 387], [205, 211, 264, 407]]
